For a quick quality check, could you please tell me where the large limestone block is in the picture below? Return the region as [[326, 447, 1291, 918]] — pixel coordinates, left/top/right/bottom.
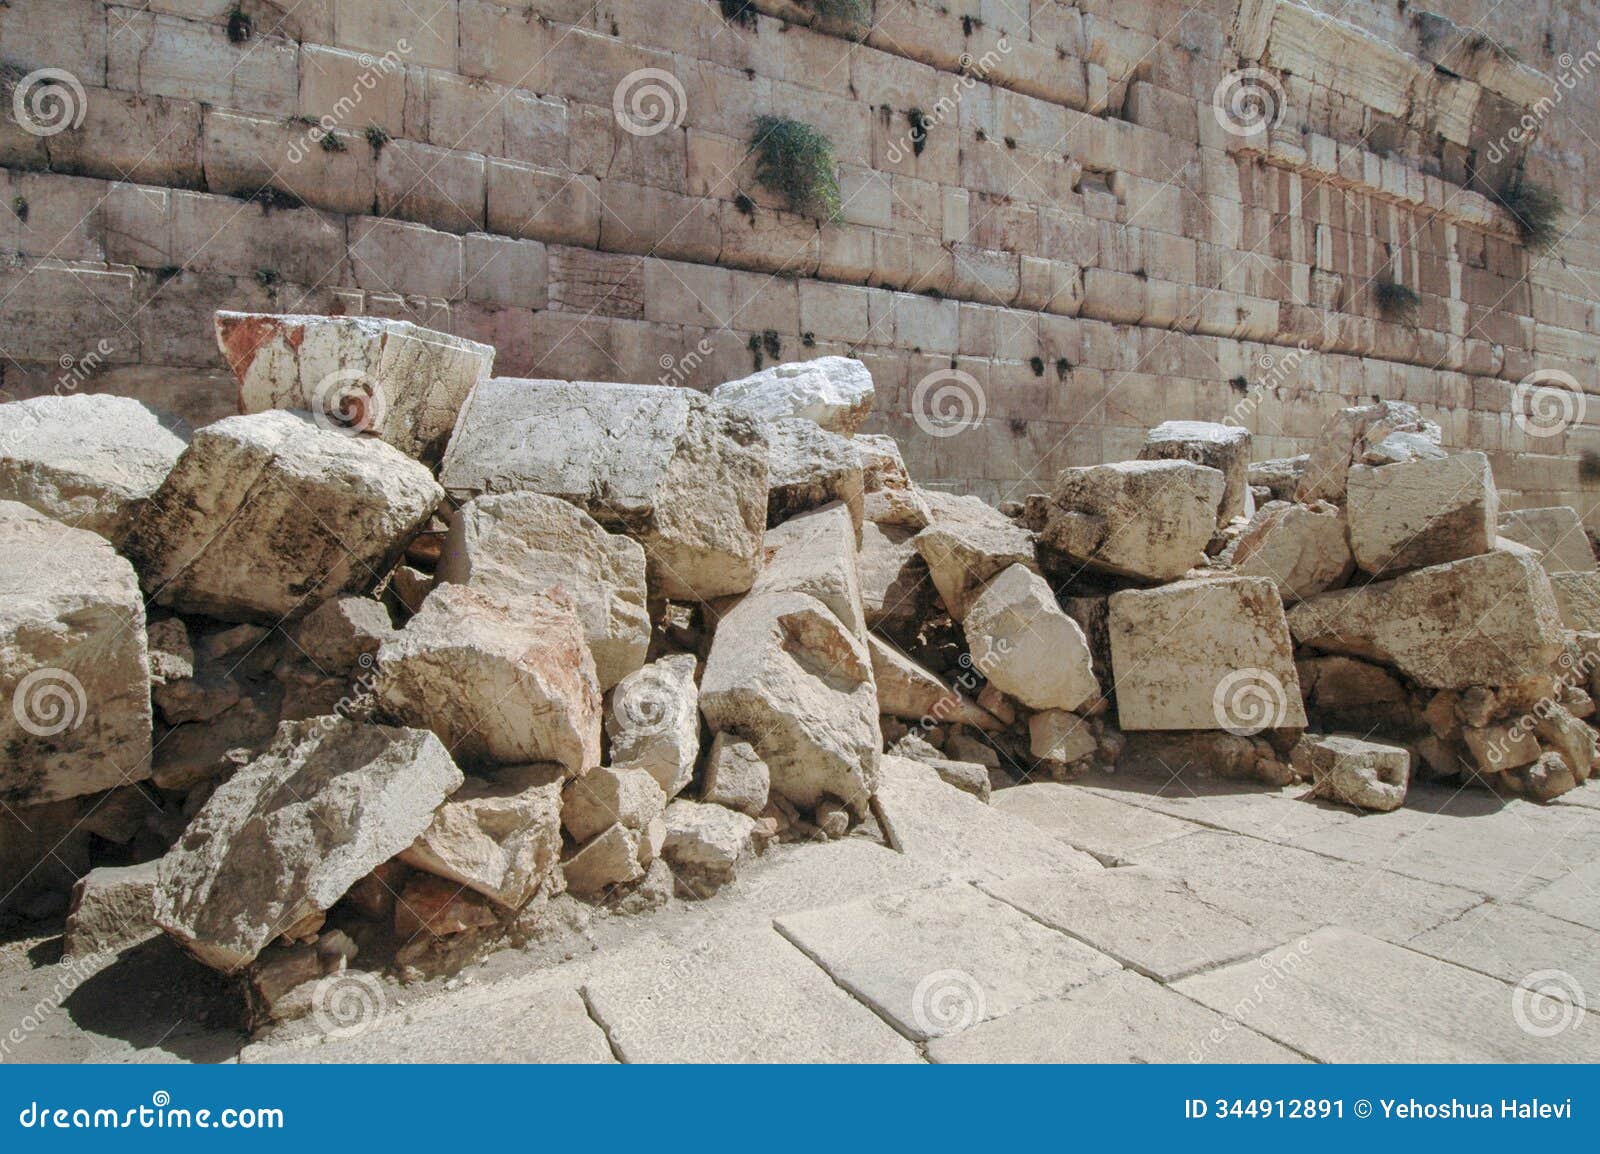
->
[[64, 860, 162, 958], [1042, 460, 1224, 582], [1, 502, 153, 805], [0, 395, 186, 545], [1296, 400, 1443, 503], [1137, 420, 1252, 522], [125, 411, 442, 624], [607, 654, 701, 798], [1288, 551, 1564, 689], [375, 583, 602, 774], [700, 733, 770, 816], [915, 490, 1038, 620], [439, 378, 768, 600], [856, 434, 930, 528], [438, 491, 649, 689], [660, 799, 756, 891], [963, 564, 1099, 713], [1109, 576, 1306, 732], [1550, 571, 1600, 632], [1292, 733, 1410, 812], [859, 521, 933, 636], [700, 591, 881, 813], [765, 418, 864, 533], [868, 633, 1000, 729], [400, 763, 564, 910], [561, 765, 666, 845], [1346, 452, 1497, 576], [1232, 500, 1355, 602], [154, 718, 463, 972], [712, 356, 874, 434], [215, 311, 495, 462], [1498, 506, 1596, 574], [751, 502, 864, 637]]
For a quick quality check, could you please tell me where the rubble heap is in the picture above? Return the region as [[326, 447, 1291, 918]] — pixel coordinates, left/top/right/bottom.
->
[[1, 314, 1592, 1027]]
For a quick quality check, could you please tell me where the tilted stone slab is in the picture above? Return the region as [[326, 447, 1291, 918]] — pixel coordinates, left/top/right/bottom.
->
[[712, 355, 875, 434], [914, 490, 1037, 621], [1345, 451, 1497, 576], [1498, 506, 1596, 574], [750, 502, 864, 637], [1042, 460, 1224, 582], [155, 718, 463, 972], [1296, 400, 1442, 503], [439, 378, 768, 601], [215, 311, 494, 462], [1109, 576, 1305, 732], [125, 410, 443, 624], [963, 564, 1100, 713], [0, 394, 186, 545], [607, 654, 700, 798], [1137, 420, 1252, 522], [1, 502, 153, 805], [1288, 550, 1564, 688], [764, 418, 864, 534], [1231, 499, 1354, 602], [1548, 570, 1600, 632]]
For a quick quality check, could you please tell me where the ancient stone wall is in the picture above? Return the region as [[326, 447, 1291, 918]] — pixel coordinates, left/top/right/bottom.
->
[[2, 0, 1597, 513]]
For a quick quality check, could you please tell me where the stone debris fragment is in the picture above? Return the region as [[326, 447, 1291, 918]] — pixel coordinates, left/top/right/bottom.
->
[[1138, 420, 1253, 523], [712, 356, 875, 434], [1292, 733, 1410, 812], [1041, 460, 1224, 582], [606, 654, 701, 798]]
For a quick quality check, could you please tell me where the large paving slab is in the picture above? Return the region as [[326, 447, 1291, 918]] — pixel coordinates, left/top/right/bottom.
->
[[990, 783, 1205, 863], [1076, 773, 1360, 843], [241, 984, 613, 1064], [983, 866, 1281, 982], [1285, 785, 1600, 900], [1408, 902, 1600, 996], [873, 757, 1102, 882], [1175, 926, 1600, 1062], [1514, 861, 1600, 931], [1131, 830, 1484, 944], [714, 837, 950, 920], [1550, 778, 1600, 810], [774, 880, 1119, 1041], [580, 927, 920, 1063], [926, 970, 1304, 1063]]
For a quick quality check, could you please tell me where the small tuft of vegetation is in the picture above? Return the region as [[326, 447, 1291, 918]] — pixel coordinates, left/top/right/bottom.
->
[[1375, 281, 1421, 324], [749, 116, 842, 222], [720, 0, 758, 28], [1496, 178, 1563, 251], [9, 195, 27, 224], [227, 5, 252, 44], [801, 331, 816, 349], [1229, 375, 1250, 394], [255, 267, 280, 288], [152, 265, 183, 283], [804, 0, 871, 28], [320, 132, 347, 153], [762, 329, 782, 360], [1029, 356, 1044, 377], [733, 191, 756, 218], [240, 186, 304, 212], [907, 108, 931, 157], [746, 334, 764, 372], [1008, 417, 1028, 437], [365, 125, 391, 152], [1582, 449, 1600, 484], [1055, 357, 1072, 380]]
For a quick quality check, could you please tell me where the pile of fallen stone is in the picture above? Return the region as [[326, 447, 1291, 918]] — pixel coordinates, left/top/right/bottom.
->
[[0, 311, 1591, 1025]]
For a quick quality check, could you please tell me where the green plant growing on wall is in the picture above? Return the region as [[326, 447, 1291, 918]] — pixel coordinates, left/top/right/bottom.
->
[[804, 0, 871, 29], [750, 116, 842, 221], [1582, 449, 1600, 485], [9, 195, 27, 223], [1497, 178, 1563, 250], [720, 0, 759, 28], [365, 125, 391, 153], [1374, 281, 1420, 324]]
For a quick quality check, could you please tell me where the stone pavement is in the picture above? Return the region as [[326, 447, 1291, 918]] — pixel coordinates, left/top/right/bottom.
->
[[3, 769, 1597, 1064]]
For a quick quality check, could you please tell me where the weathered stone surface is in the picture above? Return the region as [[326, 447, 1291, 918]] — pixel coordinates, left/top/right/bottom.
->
[[765, 418, 864, 533], [1029, 710, 1098, 767], [661, 799, 756, 891], [561, 823, 644, 896], [1296, 400, 1443, 503], [1248, 455, 1308, 503], [915, 491, 1037, 620], [64, 860, 161, 958], [607, 654, 700, 798], [1041, 460, 1224, 582], [0, 395, 186, 545], [1, 502, 153, 805], [1137, 420, 1252, 522], [1292, 733, 1410, 811], [713, 356, 875, 434], [439, 378, 768, 600], [1498, 506, 1596, 574], [1289, 551, 1565, 689], [1110, 576, 1304, 732], [751, 503, 864, 637], [923, 757, 991, 800], [859, 521, 933, 635], [154, 718, 463, 972], [990, 782, 1204, 862], [1297, 654, 1416, 732], [126, 411, 443, 624], [438, 491, 649, 689], [1346, 452, 1497, 576], [856, 435, 931, 527], [700, 591, 880, 813], [215, 311, 495, 462], [776, 880, 1117, 1040], [701, 733, 770, 816], [1549, 571, 1600, 632], [400, 764, 564, 909], [963, 564, 1099, 713], [560, 765, 666, 845], [395, 873, 500, 938], [375, 583, 602, 775], [291, 595, 394, 676], [1231, 500, 1355, 602], [869, 633, 999, 729]]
